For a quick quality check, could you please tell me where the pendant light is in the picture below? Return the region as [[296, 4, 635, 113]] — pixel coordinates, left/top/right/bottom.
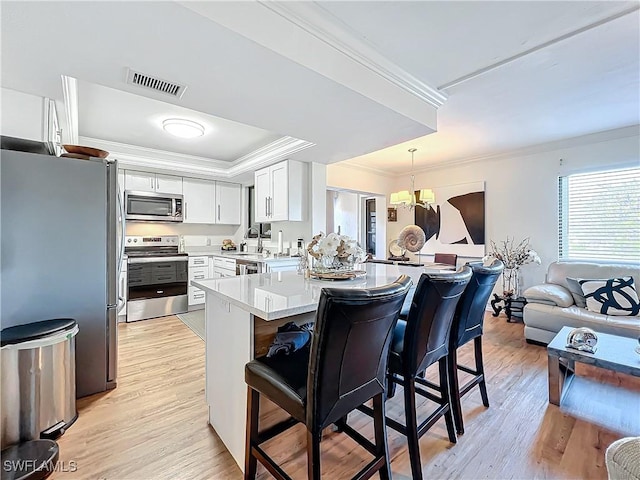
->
[[389, 148, 435, 210]]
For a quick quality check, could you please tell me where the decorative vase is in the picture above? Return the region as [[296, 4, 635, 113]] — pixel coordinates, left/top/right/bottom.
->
[[502, 267, 521, 298], [312, 255, 354, 273]]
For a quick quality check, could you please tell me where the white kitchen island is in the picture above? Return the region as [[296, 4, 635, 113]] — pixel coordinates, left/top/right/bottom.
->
[[192, 262, 453, 471]]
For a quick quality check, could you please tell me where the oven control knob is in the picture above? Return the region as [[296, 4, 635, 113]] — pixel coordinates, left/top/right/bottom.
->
[[134, 239, 138, 243], [127, 238, 131, 243]]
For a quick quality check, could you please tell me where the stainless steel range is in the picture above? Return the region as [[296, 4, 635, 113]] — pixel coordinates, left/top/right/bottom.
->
[[125, 235, 188, 322]]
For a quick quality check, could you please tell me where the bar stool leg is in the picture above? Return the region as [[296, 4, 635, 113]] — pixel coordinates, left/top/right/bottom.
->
[[475, 337, 489, 407], [386, 372, 396, 399], [306, 429, 322, 480], [373, 392, 391, 480], [403, 377, 423, 480], [439, 358, 457, 444], [447, 348, 465, 435], [244, 388, 260, 480]]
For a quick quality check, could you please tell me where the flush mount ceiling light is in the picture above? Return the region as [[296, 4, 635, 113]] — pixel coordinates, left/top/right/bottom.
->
[[162, 118, 205, 139], [390, 148, 435, 210]]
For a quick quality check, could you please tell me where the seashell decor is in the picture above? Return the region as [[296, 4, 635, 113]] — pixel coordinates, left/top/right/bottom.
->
[[398, 225, 426, 253]]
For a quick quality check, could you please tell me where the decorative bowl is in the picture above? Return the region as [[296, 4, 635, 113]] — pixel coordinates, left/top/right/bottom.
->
[[62, 145, 109, 158]]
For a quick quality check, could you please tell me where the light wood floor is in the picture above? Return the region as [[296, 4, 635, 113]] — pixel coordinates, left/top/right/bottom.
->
[[53, 314, 640, 479]]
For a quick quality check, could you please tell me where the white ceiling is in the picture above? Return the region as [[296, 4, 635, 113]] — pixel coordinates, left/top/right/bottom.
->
[[1, 1, 638, 177], [77, 82, 281, 162]]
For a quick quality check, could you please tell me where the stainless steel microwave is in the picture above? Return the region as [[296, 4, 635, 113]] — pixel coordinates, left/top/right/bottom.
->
[[125, 191, 183, 222]]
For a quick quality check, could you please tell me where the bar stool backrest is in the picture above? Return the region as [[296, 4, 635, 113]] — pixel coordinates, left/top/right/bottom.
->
[[402, 267, 472, 374], [307, 275, 412, 430], [451, 260, 504, 347], [434, 253, 458, 266]]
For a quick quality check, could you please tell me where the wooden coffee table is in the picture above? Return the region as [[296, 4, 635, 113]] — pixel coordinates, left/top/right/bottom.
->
[[547, 326, 640, 406]]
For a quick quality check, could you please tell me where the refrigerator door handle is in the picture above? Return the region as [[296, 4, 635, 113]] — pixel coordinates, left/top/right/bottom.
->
[[116, 182, 126, 305], [107, 305, 117, 383]]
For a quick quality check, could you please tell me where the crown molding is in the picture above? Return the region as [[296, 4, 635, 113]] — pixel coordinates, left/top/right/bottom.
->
[[79, 135, 315, 179], [228, 136, 315, 176], [261, 1, 447, 109], [61, 75, 78, 144]]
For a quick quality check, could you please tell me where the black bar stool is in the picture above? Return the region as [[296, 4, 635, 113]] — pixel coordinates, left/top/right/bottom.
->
[[244, 275, 412, 480], [363, 267, 472, 480], [447, 260, 503, 435]]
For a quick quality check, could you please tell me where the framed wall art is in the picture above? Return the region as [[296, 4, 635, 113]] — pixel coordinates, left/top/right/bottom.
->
[[414, 181, 485, 257]]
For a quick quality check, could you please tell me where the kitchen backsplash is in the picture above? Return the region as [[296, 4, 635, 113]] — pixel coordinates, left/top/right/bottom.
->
[[125, 221, 306, 254], [125, 221, 241, 238]]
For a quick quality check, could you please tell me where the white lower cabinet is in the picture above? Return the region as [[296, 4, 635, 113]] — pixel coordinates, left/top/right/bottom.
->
[[264, 260, 298, 273], [189, 256, 212, 307], [189, 287, 207, 306], [213, 257, 236, 277]]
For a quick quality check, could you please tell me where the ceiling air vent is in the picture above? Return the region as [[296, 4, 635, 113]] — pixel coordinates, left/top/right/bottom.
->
[[126, 68, 187, 98]]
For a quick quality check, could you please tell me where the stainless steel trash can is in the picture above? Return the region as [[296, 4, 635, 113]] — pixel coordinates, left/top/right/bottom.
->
[[1, 319, 79, 449]]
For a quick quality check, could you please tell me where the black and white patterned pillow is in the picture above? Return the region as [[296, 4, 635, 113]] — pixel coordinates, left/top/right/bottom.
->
[[578, 277, 640, 316]]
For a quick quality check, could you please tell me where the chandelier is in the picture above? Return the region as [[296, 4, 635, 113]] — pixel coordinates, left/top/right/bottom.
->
[[390, 148, 435, 210]]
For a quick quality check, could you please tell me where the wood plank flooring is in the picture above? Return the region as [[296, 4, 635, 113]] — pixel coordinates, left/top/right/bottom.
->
[[52, 314, 640, 479]]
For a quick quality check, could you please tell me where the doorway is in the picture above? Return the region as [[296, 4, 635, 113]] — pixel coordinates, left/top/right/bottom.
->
[[326, 189, 386, 259], [365, 198, 376, 255]]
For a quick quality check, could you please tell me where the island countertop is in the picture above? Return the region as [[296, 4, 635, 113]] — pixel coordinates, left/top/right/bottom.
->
[[192, 263, 452, 320]]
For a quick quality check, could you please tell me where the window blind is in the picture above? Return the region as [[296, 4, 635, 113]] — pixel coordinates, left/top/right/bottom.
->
[[558, 167, 640, 263]]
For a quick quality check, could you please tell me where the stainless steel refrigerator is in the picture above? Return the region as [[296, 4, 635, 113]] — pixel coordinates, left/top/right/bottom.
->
[[1, 149, 123, 397]]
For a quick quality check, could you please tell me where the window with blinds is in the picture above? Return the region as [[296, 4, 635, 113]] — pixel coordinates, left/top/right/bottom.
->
[[558, 167, 640, 263]]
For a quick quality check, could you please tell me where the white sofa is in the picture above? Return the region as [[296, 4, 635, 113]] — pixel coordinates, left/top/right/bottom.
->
[[523, 261, 640, 344]]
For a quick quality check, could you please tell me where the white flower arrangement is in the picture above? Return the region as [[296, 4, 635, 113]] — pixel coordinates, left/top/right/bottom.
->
[[484, 237, 541, 297], [307, 232, 367, 268], [483, 237, 541, 269]]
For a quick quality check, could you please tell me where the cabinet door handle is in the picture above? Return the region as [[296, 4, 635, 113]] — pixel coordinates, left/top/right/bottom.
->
[[150, 177, 154, 189], [218, 205, 221, 221], [265, 197, 268, 218], [184, 202, 187, 220], [156, 178, 159, 190]]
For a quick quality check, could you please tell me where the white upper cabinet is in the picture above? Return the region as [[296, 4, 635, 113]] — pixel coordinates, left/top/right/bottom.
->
[[254, 160, 305, 222], [183, 177, 215, 224], [269, 162, 289, 221], [122, 169, 241, 225], [125, 171, 155, 192], [124, 171, 182, 194], [155, 174, 183, 194], [215, 182, 241, 225], [254, 168, 271, 223]]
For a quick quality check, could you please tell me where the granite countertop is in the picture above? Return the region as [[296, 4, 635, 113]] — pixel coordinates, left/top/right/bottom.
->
[[184, 248, 298, 264], [192, 263, 453, 321]]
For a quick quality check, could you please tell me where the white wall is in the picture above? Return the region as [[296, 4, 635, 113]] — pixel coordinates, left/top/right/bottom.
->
[[331, 190, 359, 238], [327, 162, 393, 194], [1, 87, 46, 141], [386, 127, 640, 290]]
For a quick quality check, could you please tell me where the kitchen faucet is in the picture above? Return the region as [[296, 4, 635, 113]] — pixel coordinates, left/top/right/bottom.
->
[[244, 226, 263, 253]]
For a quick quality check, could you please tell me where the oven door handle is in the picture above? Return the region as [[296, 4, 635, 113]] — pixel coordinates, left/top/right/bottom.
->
[[128, 256, 188, 264]]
